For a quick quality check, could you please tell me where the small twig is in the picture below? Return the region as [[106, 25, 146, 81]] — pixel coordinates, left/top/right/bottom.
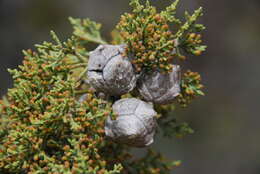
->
[[76, 67, 88, 83], [75, 89, 89, 95], [69, 63, 88, 69], [75, 52, 88, 63]]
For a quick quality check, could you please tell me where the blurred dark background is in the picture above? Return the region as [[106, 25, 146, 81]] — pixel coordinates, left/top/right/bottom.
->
[[0, 0, 260, 173]]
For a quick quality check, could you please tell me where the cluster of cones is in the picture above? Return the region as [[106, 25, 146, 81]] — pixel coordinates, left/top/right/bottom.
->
[[86, 44, 181, 147]]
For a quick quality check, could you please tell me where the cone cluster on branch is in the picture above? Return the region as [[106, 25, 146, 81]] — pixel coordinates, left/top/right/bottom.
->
[[0, 0, 206, 172], [87, 44, 181, 147]]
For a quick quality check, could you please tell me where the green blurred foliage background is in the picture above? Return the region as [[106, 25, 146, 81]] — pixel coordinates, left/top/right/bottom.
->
[[0, 0, 260, 173]]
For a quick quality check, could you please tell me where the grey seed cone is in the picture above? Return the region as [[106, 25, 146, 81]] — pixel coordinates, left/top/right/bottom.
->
[[137, 65, 181, 104], [105, 98, 157, 147], [87, 44, 137, 96]]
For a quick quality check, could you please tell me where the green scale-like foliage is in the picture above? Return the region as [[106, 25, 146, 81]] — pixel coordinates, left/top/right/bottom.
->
[[0, 0, 206, 173], [117, 0, 206, 107], [0, 34, 122, 173]]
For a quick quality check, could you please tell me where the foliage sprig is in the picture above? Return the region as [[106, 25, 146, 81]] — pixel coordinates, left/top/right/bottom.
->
[[117, 0, 206, 73], [177, 70, 204, 107]]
